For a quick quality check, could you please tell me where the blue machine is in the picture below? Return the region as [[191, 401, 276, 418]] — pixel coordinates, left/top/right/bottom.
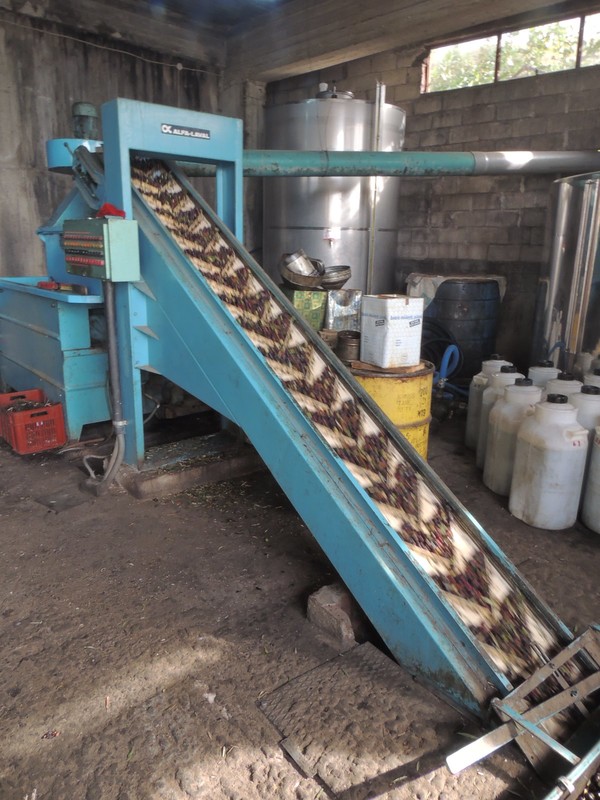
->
[[0, 100, 598, 788]]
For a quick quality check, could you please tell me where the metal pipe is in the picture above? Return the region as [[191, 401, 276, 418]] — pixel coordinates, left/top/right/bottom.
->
[[565, 178, 600, 365], [179, 150, 600, 178], [366, 82, 385, 294], [542, 181, 573, 361]]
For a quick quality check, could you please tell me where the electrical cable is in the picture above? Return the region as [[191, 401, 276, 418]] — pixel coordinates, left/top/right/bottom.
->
[[1, 9, 218, 75]]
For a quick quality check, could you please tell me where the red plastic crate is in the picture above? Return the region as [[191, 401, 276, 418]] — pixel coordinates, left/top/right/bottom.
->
[[3, 402, 67, 455], [0, 389, 45, 409], [0, 389, 46, 441]]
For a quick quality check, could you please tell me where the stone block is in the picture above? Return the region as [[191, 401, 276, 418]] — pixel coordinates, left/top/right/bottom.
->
[[307, 583, 368, 650], [418, 128, 449, 148], [460, 104, 496, 125], [432, 109, 461, 129], [441, 88, 481, 110], [455, 243, 489, 261], [488, 244, 520, 261], [521, 207, 548, 228], [371, 51, 398, 73], [414, 94, 443, 114], [392, 85, 419, 104], [568, 88, 600, 112], [485, 210, 520, 227], [401, 242, 429, 259], [406, 114, 433, 133], [519, 245, 544, 262], [346, 55, 372, 78], [496, 98, 536, 121]]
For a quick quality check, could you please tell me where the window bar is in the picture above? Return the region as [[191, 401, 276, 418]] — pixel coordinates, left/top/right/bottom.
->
[[576, 15, 585, 69], [494, 33, 502, 82]]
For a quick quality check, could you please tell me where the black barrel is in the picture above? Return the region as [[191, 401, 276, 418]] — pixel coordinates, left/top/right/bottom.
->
[[424, 279, 500, 380]]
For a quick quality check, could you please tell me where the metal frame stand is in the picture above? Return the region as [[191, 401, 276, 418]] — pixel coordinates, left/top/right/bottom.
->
[[100, 98, 243, 466], [447, 627, 600, 794]]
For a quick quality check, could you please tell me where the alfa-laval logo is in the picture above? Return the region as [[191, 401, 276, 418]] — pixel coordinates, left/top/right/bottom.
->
[[161, 123, 210, 140]]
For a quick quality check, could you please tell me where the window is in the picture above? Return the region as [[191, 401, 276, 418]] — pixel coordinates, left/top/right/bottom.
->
[[582, 12, 600, 67], [426, 13, 600, 92]]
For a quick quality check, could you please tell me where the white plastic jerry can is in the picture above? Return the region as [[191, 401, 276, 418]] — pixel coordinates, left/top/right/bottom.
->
[[571, 385, 600, 437], [527, 360, 560, 389], [483, 379, 542, 496], [509, 394, 589, 530], [581, 426, 600, 534], [465, 355, 512, 450], [571, 385, 600, 484], [545, 372, 583, 398], [583, 368, 600, 389], [574, 352, 594, 380], [476, 365, 523, 470]]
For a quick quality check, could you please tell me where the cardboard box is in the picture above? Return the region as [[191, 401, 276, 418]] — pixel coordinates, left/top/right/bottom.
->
[[281, 286, 327, 331], [360, 295, 423, 368]]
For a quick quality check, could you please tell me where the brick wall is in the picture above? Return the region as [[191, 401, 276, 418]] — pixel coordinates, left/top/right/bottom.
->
[[267, 54, 600, 367], [0, 9, 220, 279]]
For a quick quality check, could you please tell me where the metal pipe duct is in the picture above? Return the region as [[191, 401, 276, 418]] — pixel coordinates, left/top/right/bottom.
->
[[180, 150, 600, 178]]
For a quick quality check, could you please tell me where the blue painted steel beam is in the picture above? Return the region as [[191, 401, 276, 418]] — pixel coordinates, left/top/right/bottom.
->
[[100, 98, 244, 466], [179, 149, 600, 177]]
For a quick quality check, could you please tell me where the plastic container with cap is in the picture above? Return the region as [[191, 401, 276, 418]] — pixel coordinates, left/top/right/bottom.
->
[[476, 365, 523, 469], [483, 378, 543, 496], [583, 368, 600, 389], [581, 426, 600, 534], [571, 385, 600, 487], [574, 352, 594, 381], [465, 354, 512, 450], [527, 360, 560, 389], [544, 372, 583, 398], [571, 385, 600, 435], [509, 394, 589, 529]]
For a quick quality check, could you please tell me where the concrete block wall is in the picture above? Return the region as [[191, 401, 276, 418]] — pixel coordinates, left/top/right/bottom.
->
[[267, 53, 600, 367], [0, 8, 220, 278]]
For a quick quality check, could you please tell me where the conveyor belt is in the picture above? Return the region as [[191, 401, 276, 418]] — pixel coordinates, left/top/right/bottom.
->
[[126, 158, 596, 741]]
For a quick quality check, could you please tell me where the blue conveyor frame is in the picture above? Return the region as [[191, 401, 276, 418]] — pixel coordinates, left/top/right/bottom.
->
[[4, 100, 595, 735], [74, 100, 584, 720]]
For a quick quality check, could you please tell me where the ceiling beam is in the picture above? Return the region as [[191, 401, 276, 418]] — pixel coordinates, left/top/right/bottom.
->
[[226, 0, 586, 82], [1, 0, 226, 66]]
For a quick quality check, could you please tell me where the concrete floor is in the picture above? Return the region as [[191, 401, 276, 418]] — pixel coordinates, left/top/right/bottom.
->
[[0, 417, 598, 800]]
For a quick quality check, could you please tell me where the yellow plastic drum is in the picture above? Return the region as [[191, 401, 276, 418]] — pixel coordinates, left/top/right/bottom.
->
[[352, 360, 434, 459]]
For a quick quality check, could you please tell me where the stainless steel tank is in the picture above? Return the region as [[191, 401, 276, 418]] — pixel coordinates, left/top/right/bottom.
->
[[263, 90, 406, 294], [533, 172, 600, 368]]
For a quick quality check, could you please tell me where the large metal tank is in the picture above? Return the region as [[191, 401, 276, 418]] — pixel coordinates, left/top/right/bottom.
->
[[263, 89, 406, 294], [532, 172, 600, 368]]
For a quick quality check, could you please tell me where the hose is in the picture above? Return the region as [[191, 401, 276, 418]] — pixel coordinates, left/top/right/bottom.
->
[[439, 344, 460, 381], [433, 344, 470, 398], [547, 340, 565, 359], [422, 319, 464, 379], [83, 280, 126, 494]]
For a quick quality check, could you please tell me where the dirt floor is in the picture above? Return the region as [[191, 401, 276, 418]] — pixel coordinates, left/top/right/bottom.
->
[[0, 417, 598, 800]]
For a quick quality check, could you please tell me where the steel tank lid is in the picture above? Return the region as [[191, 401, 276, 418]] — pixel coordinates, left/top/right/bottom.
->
[[265, 97, 406, 110]]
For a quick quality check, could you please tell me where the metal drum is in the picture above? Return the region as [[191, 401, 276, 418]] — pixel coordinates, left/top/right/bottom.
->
[[425, 279, 500, 380], [263, 92, 406, 295], [352, 361, 434, 459]]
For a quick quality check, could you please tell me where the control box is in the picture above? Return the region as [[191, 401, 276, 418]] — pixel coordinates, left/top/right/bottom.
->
[[63, 218, 140, 282]]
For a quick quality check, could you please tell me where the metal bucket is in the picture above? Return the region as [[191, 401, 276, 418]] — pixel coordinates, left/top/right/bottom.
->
[[336, 330, 360, 362], [352, 360, 434, 459]]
